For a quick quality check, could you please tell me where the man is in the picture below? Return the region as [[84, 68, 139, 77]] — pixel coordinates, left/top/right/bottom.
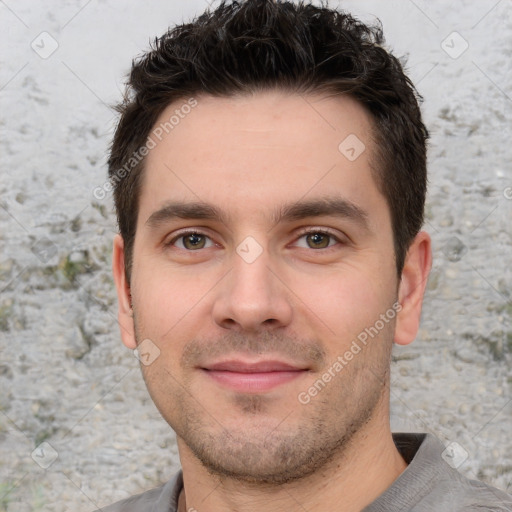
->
[[99, 0, 512, 510]]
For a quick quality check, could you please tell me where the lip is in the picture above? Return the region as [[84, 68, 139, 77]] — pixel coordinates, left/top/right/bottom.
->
[[201, 359, 308, 393], [205, 360, 306, 372]]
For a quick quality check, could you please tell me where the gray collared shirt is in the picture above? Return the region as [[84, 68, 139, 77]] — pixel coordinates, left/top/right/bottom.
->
[[95, 433, 512, 511]]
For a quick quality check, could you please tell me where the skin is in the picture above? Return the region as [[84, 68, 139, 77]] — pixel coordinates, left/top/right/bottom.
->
[[112, 90, 432, 512]]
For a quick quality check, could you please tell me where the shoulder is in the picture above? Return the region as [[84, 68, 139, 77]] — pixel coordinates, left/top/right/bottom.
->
[[384, 433, 512, 512], [92, 471, 183, 512], [95, 485, 166, 512], [456, 476, 512, 511]]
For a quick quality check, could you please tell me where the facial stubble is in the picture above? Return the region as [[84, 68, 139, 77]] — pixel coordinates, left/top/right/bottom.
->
[[134, 317, 394, 486]]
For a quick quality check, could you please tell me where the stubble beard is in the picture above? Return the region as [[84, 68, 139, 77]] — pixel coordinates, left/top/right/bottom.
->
[[176, 378, 388, 486], [134, 315, 393, 486]]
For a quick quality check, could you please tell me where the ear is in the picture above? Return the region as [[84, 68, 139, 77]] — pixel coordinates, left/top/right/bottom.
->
[[112, 234, 137, 349], [394, 231, 432, 346]]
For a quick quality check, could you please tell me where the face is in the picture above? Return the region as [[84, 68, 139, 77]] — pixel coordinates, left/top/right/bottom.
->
[[113, 90, 428, 484]]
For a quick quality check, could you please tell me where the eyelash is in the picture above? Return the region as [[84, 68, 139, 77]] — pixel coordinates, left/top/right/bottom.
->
[[165, 227, 344, 252]]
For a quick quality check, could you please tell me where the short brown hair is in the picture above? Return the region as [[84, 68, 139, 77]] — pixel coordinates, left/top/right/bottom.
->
[[108, 0, 428, 281]]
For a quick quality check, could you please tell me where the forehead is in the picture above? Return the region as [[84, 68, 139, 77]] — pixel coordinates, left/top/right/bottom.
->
[[138, 90, 386, 229]]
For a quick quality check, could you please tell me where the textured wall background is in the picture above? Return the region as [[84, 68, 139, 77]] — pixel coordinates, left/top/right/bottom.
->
[[0, 0, 511, 510]]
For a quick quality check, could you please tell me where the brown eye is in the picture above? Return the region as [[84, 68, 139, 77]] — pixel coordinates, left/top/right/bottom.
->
[[305, 232, 331, 249], [294, 229, 340, 250], [167, 231, 214, 250], [182, 233, 206, 250]]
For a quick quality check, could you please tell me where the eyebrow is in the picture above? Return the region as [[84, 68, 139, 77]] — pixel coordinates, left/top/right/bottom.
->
[[145, 196, 369, 231]]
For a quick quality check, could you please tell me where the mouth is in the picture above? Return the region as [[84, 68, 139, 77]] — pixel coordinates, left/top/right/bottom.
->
[[200, 359, 309, 393]]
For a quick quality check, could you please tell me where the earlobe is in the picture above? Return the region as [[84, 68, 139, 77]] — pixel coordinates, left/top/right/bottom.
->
[[112, 234, 137, 349], [394, 231, 432, 346]]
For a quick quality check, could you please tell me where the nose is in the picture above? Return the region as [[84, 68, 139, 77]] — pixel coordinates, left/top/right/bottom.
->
[[212, 243, 293, 332]]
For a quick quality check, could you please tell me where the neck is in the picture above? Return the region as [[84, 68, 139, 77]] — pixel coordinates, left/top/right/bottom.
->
[[176, 421, 407, 512]]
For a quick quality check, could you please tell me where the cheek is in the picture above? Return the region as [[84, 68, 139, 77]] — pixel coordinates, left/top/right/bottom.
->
[[297, 266, 395, 341], [131, 265, 203, 338]]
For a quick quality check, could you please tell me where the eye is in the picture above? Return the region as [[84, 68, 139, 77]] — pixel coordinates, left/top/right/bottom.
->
[[166, 230, 215, 250], [294, 228, 342, 250], [165, 228, 344, 252]]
